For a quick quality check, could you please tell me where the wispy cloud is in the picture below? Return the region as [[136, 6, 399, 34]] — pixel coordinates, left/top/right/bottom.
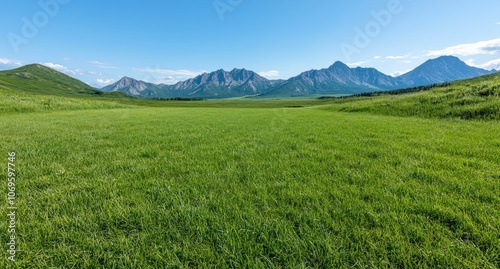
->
[[41, 62, 66, 70], [139, 68, 204, 77], [0, 58, 22, 66], [87, 71, 104, 76], [89, 61, 106, 65], [427, 38, 500, 57], [480, 58, 500, 70], [373, 56, 382, 59], [346, 61, 370, 67], [41, 62, 84, 75], [258, 70, 280, 79], [465, 59, 477, 66], [89, 60, 118, 69], [96, 79, 115, 87], [390, 69, 412, 77], [136, 67, 205, 84], [497, 22, 500, 25], [467, 58, 500, 70], [385, 54, 410, 60], [66, 69, 84, 75], [157, 76, 179, 84]]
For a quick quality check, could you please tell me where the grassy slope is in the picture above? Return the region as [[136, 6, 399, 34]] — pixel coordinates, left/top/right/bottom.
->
[[321, 73, 500, 120], [0, 64, 103, 97], [0, 64, 129, 100], [0, 64, 139, 113]]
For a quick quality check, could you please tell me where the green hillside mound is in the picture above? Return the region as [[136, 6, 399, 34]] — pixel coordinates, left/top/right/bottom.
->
[[321, 73, 500, 120], [0, 64, 128, 98], [0, 64, 137, 113]]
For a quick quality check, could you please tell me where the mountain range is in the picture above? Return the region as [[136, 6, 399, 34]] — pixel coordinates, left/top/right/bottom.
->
[[101, 56, 496, 98], [0, 56, 495, 99]]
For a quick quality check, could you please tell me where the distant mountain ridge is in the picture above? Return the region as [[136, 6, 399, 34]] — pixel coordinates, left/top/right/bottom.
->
[[103, 68, 285, 98], [162, 68, 283, 98], [100, 56, 495, 98], [399, 56, 494, 87], [260, 61, 406, 97], [102, 76, 159, 96], [2, 57, 494, 99]]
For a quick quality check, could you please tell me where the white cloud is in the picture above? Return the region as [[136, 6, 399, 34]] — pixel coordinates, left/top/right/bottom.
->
[[67, 69, 84, 75], [258, 70, 280, 79], [89, 60, 118, 69], [0, 58, 22, 66], [402, 60, 412, 64], [466, 58, 500, 70], [157, 76, 178, 84], [87, 71, 104, 76], [373, 56, 382, 59], [497, 22, 500, 25], [346, 61, 370, 67], [427, 38, 500, 57], [136, 67, 205, 84], [386, 54, 410, 60], [390, 69, 412, 77], [89, 61, 106, 65], [41, 62, 67, 70], [465, 59, 477, 66], [139, 68, 204, 77], [96, 79, 115, 87], [479, 58, 500, 70], [41, 62, 84, 75]]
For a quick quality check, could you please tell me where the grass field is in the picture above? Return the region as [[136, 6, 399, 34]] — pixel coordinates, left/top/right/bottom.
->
[[0, 74, 499, 268]]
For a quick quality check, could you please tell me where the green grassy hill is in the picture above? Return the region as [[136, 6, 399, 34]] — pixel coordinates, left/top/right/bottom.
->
[[0, 64, 130, 98], [321, 73, 500, 120], [0, 65, 137, 113], [0, 64, 99, 96]]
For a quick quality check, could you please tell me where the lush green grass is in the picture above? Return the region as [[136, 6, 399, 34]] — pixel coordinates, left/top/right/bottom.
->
[[0, 85, 337, 112], [1, 106, 499, 268], [0, 87, 135, 114], [132, 97, 336, 108], [322, 73, 500, 120]]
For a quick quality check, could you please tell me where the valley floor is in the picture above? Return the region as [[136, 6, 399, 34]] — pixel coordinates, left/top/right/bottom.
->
[[0, 106, 499, 268]]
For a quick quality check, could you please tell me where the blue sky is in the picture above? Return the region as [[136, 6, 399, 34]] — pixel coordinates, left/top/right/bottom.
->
[[1, 0, 500, 87]]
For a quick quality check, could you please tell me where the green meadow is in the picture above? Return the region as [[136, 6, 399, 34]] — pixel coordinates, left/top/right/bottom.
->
[[0, 73, 499, 268]]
